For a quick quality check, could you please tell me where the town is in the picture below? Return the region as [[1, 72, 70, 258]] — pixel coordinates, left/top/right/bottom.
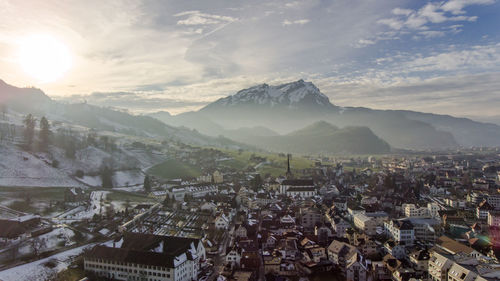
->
[[2, 143, 500, 281]]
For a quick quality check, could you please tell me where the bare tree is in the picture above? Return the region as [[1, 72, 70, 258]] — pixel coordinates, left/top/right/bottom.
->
[[30, 237, 47, 257]]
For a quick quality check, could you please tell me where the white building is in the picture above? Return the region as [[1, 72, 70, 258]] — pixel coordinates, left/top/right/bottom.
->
[[168, 185, 217, 201], [488, 211, 500, 227], [403, 203, 439, 218], [353, 213, 377, 235], [279, 179, 315, 197], [84, 233, 206, 281], [384, 219, 415, 246], [331, 217, 350, 238], [215, 214, 229, 230]]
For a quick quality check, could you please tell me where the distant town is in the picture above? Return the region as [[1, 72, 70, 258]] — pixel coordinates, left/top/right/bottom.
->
[[2, 122, 500, 281]]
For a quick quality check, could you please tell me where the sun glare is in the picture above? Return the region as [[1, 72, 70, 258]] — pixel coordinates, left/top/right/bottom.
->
[[18, 34, 72, 83]]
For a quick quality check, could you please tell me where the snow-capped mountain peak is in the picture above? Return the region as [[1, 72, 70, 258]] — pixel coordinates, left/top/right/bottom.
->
[[206, 79, 335, 110]]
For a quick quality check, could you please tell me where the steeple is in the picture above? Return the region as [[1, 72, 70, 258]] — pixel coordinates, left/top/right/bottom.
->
[[286, 154, 293, 179]]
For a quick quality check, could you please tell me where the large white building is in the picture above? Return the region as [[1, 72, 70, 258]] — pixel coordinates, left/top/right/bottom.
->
[[279, 179, 315, 198], [168, 184, 217, 201], [384, 219, 415, 246], [403, 203, 439, 218], [84, 233, 206, 281]]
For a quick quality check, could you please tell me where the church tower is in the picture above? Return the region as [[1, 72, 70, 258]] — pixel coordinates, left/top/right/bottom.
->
[[286, 154, 293, 179]]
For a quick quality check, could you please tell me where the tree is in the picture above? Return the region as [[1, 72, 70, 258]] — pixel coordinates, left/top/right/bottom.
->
[[23, 114, 36, 149], [100, 159, 114, 188], [30, 237, 46, 257], [39, 116, 51, 151], [143, 175, 151, 193], [250, 174, 263, 192]]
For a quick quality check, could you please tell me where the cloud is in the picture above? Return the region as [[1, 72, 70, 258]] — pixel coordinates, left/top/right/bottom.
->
[[402, 43, 500, 72], [174, 10, 237, 26], [0, 0, 498, 119], [282, 19, 310, 26], [392, 8, 412, 16], [418, 30, 446, 38], [375, 0, 494, 42], [441, 0, 495, 15], [353, 38, 376, 48], [315, 72, 500, 118], [56, 91, 208, 114]]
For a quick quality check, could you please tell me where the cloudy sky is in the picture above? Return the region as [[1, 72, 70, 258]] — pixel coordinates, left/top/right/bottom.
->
[[0, 0, 499, 120]]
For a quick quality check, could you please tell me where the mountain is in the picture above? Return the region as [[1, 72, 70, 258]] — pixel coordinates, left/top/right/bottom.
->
[[164, 79, 500, 150], [241, 121, 391, 154], [203, 79, 337, 111], [0, 80, 249, 149]]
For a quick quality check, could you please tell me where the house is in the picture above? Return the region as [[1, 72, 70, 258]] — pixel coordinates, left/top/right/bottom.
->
[[315, 224, 334, 244], [488, 210, 500, 227], [435, 236, 483, 258], [331, 217, 350, 238], [346, 256, 368, 281], [353, 213, 377, 235], [0, 215, 40, 242], [84, 233, 206, 281], [384, 219, 415, 246], [299, 208, 324, 230], [215, 214, 230, 230], [407, 217, 442, 242], [263, 253, 281, 275], [200, 202, 217, 213], [409, 249, 430, 279], [384, 240, 406, 260], [351, 233, 377, 257], [226, 247, 242, 266], [327, 240, 357, 272], [235, 224, 248, 239], [477, 200, 495, 220], [428, 250, 454, 281], [264, 235, 278, 249]]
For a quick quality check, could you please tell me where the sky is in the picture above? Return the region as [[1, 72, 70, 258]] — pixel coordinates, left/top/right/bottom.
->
[[0, 0, 499, 120]]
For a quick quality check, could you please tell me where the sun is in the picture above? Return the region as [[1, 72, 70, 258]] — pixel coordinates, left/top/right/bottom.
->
[[18, 34, 72, 83]]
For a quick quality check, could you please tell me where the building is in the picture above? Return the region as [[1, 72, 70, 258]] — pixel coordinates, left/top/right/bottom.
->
[[403, 202, 439, 218], [428, 250, 454, 281], [384, 219, 415, 246], [384, 240, 406, 260], [403, 203, 429, 218], [435, 236, 482, 258], [300, 208, 324, 230], [407, 217, 442, 242], [346, 257, 368, 281], [476, 200, 494, 220], [213, 171, 223, 184], [226, 247, 242, 266], [84, 233, 206, 281], [279, 179, 315, 197], [327, 240, 357, 273], [0, 215, 40, 242], [353, 213, 377, 235], [488, 210, 500, 227], [168, 184, 217, 201], [331, 217, 350, 238], [215, 214, 230, 230]]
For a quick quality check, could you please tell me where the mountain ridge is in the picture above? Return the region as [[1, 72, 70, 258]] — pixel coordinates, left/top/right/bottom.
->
[[164, 79, 500, 150]]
